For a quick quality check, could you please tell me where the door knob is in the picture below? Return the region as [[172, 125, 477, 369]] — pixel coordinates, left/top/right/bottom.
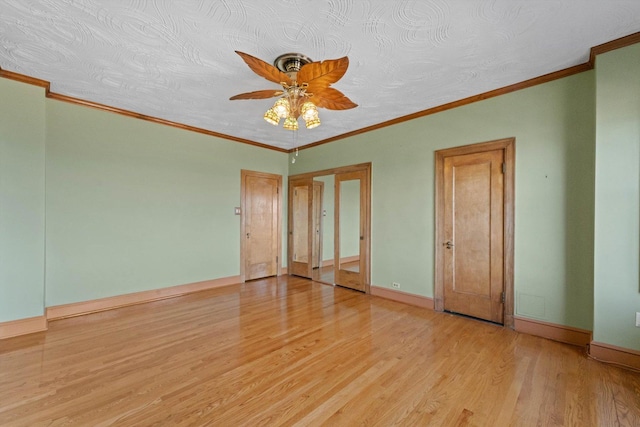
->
[[444, 241, 454, 249]]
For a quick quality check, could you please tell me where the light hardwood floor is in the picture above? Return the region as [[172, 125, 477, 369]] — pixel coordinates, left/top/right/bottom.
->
[[1, 276, 638, 426]]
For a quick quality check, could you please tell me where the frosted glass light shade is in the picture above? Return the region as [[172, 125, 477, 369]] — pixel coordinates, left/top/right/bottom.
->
[[301, 101, 318, 120], [305, 117, 321, 129], [264, 108, 279, 125], [283, 116, 299, 130], [273, 98, 290, 119]]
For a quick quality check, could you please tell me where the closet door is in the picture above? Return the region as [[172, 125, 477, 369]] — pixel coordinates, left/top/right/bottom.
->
[[334, 170, 368, 292], [312, 181, 324, 269], [288, 178, 313, 278]]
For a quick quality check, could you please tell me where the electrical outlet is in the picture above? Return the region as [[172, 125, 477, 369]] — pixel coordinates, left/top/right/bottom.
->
[[636, 312, 640, 327], [392, 282, 400, 289]]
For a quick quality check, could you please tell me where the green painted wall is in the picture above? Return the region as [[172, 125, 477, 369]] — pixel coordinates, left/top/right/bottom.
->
[[45, 100, 288, 306], [8, 44, 639, 351], [291, 71, 596, 330], [594, 43, 640, 350], [0, 79, 46, 322]]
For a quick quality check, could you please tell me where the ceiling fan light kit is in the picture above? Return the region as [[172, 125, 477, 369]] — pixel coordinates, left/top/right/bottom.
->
[[230, 51, 357, 132]]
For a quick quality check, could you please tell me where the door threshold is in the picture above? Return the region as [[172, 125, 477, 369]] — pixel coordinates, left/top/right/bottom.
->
[[335, 284, 366, 293], [444, 310, 504, 327]]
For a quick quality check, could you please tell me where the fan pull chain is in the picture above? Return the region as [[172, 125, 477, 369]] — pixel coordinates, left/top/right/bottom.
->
[[291, 130, 298, 163], [290, 130, 299, 163]]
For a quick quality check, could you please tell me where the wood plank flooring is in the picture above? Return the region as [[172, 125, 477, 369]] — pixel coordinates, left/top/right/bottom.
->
[[1, 275, 639, 426]]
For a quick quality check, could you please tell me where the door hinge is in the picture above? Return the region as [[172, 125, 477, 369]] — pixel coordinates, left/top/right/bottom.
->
[[501, 162, 506, 174], [276, 256, 278, 264], [501, 292, 505, 304]]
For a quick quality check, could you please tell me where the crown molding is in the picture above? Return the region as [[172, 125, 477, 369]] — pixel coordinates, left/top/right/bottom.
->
[[0, 68, 50, 90], [2, 31, 639, 154], [296, 30, 640, 153], [589, 31, 640, 65], [297, 63, 590, 152], [47, 92, 288, 152], [0, 67, 288, 153]]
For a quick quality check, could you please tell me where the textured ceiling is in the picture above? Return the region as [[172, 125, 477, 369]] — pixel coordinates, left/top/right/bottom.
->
[[1, 1, 640, 150]]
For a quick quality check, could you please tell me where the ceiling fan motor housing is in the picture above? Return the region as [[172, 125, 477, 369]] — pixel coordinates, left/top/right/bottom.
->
[[274, 53, 313, 79]]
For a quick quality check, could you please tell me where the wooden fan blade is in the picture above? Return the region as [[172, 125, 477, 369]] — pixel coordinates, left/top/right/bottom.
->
[[297, 56, 349, 88], [235, 51, 292, 86], [229, 89, 284, 100], [309, 87, 357, 110]]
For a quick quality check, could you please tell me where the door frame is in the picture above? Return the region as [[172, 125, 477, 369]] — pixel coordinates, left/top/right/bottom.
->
[[288, 162, 371, 293], [434, 138, 515, 328], [240, 169, 283, 283]]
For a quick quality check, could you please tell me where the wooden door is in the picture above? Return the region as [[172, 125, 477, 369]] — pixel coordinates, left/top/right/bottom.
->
[[435, 139, 515, 327], [442, 149, 505, 323], [241, 170, 281, 281], [334, 170, 367, 292]]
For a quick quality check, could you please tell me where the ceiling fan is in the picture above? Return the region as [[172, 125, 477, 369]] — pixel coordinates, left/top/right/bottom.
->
[[229, 51, 357, 130]]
